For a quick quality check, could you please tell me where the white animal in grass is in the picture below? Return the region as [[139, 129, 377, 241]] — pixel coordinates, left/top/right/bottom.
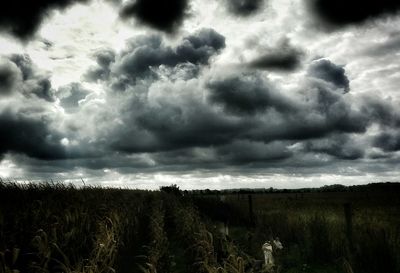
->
[[262, 241, 274, 266], [273, 237, 283, 250], [262, 238, 283, 267]]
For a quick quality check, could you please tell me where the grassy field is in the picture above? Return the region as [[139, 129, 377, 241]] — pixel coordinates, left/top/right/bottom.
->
[[0, 182, 399, 273]]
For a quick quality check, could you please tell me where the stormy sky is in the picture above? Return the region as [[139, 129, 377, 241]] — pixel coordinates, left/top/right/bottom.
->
[[0, 0, 400, 189]]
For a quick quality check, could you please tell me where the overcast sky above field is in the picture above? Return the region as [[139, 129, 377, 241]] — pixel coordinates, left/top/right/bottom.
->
[[0, 0, 400, 189]]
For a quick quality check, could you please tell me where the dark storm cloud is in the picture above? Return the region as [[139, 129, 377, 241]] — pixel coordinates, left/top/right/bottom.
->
[[84, 48, 116, 82], [78, 45, 400, 168], [79, 29, 231, 159], [11, 55, 55, 102], [248, 41, 303, 71], [244, 88, 368, 143], [90, 28, 225, 88], [27, 78, 54, 102], [95, 49, 116, 68], [0, 55, 55, 101], [0, 54, 69, 161], [111, 101, 251, 153], [177, 29, 226, 64], [146, 140, 293, 169], [309, 0, 400, 29], [106, 62, 369, 162], [2, 2, 400, 182], [9, 54, 34, 80], [216, 140, 293, 164], [0, 60, 20, 96], [206, 67, 363, 142], [1, 36, 393, 175], [305, 86, 368, 135], [249, 52, 301, 71], [308, 59, 350, 93], [207, 69, 366, 142], [58, 83, 91, 111], [306, 134, 364, 160], [363, 98, 400, 153], [0, 0, 88, 40], [361, 97, 400, 128], [373, 131, 400, 152], [120, 0, 188, 33], [225, 0, 264, 16], [0, 110, 66, 160], [207, 73, 294, 115]]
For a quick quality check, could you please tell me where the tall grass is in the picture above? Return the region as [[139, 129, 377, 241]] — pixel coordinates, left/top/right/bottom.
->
[[139, 199, 170, 273], [217, 191, 400, 273], [1, 183, 399, 273], [0, 182, 144, 273]]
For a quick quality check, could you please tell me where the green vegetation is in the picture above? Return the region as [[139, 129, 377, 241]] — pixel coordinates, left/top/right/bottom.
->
[[0, 182, 399, 273]]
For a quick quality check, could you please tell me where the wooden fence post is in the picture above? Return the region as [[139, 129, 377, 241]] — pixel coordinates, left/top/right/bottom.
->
[[248, 194, 255, 227], [344, 202, 354, 251]]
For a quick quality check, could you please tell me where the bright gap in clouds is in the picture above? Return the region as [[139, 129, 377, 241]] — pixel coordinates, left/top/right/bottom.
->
[[29, 0, 137, 88]]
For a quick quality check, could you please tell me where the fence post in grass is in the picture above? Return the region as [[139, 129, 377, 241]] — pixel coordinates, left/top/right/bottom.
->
[[248, 194, 255, 227], [344, 203, 354, 252]]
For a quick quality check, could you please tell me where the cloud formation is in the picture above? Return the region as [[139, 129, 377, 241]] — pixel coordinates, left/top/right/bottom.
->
[[0, 59, 20, 96], [308, 59, 350, 93], [87, 28, 225, 88], [1, 0, 400, 186], [87, 49, 370, 165], [0, 54, 66, 160], [1, 43, 397, 183], [0, 110, 66, 160], [0, 55, 55, 101], [207, 73, 293, 115], [84, 49, 116, 82], [374, 131, 400, 152], [306, 134, 364, 160], [58, 83, 91, 112]]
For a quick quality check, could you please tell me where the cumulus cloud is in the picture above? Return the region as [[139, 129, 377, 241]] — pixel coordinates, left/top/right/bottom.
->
[[306, 134, 364, 160], [308, 59, 350, 93], [1, 3, 400, 186], [0, 59, 20, 96], [216, 140, 293, 164], [0, 110, 66, 160], [207, 72, 295, 115], [58, 82, 91, 112], [373, 131, 400, 152], [0, 54, 82, 161], [87, 28, 225, 89], [110, 96, 249, 153], [1, 43, 393, 179], [84, 48, 116, 82], [96, 57, 369, 162], [361, 97, 400, 128], [0, 54, 55, 101]]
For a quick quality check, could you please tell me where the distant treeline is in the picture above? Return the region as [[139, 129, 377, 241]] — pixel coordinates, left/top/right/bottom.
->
[[1, 180, 399, 194], [184, 182, 400, 195]]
